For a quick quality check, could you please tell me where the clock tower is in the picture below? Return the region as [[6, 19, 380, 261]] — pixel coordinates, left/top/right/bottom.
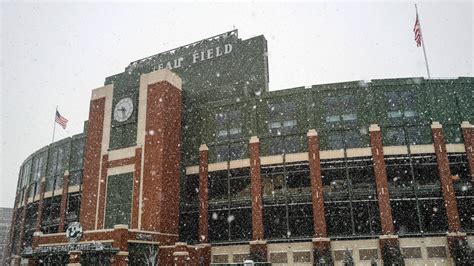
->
[[79, 69, 183, 236]]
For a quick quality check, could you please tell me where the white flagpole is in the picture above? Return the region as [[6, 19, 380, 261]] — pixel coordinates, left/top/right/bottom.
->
[[415, 4, 431, 79], [52, 106, 57, 143]]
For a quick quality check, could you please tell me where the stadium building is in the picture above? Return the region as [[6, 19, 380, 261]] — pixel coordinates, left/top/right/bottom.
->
[[4, 30, 473, 265]]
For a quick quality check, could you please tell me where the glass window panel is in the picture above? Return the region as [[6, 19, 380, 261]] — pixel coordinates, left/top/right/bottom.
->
[[328, 131, 344, 150], [283, 120, 297, 127], [45, 177, 55, 192], [406, 126, 431, 145], [326, 115, 340, 123], [383, 127, 406, 146], [179, 212, 198, 243], [388, 110, 403, 118], [230, 177, 250, 200], [268, 137, 285, 155], [444, 124, 463, 144], [104, 173, 133, 228], [325, 202, 353, 236], [229, 142, 246, 160], [270, 121, 281, 129], [217, 129, 228, 137], [352, 201, 381, 236], [209, 210, 229, 242], [342, 113, 357, 121], [391, 200, 420, 234], [288, 204, 313, 237], [69, 171, 83, 186], [209, 171, 228, 201], [230, 208, 251, 241], [263, 206, 288, 239], [404, 110, 416, 117], [402, 247, 422, 259], [228, 127, 241, 136], [418, 199, 448, 233]]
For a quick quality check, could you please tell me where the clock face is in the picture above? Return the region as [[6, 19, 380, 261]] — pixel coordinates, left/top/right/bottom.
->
[[114, 97, 134, 122]]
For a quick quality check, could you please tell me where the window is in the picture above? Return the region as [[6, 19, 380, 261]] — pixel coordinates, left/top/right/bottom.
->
[[334, 250, 353, 261], [384, 90, 417, 121], [45, 177, 55, 192], [383, 127, 406, 146], [32, 154, 46, 183], [323, 95, 357, 126], [66, 193, 81, 221], [270, 252, 288, 263], [288, 204, 313, 237], [69, 170, 83, 186], [233, 254, 250, 263], [359, 249, 378, 260], [267, 101, 298, 135], [215, 110, 242, 141], [179, 212, 198, 244], [212, 142, 247, 162], [229, 169, 250, 200], [320, 129, 368, 150], [402, 247, 422, 259], [426, 246, 447, 258], [70, 137, 85, 169], [263, 206, 288, 239], [229, 208, 252, 241], [262, 166, 285, 197], [208, 171, 228, 201], [293, 251, 311, 263], [213, 255, 228, 263], [104, 173, 133, 228], [208, 210, 229, 242]]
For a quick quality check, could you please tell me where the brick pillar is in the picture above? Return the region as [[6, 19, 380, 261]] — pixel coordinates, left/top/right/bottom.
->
[[307, 129, 331, 259], [28, 231, 42, 266], [198, 144, 209, 243], [172, 243, 191, 266], [35, 177, 46, 231], [369, 125, 402, 264], [249, 136, 267, 262], [431, 122, 462, 232], [196, 243, 211, 265], [461, 121, 474, 182], [80, 95, 106, 231], [140, 72, 182, 234], [111, 224, 129, 265], [369, 124, 395, 235], [58, 170, 70, 232]]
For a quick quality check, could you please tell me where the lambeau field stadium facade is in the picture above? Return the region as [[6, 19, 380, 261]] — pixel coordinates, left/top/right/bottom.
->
[[4, 30, 473, 265]]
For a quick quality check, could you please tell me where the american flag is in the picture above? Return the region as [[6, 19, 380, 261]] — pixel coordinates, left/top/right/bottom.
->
[[413, 13, 422, 47], [55, 110, 68, 129]]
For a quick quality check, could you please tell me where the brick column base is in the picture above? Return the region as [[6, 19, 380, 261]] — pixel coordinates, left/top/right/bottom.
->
[[196, 244, 211, 265], [111, 252, 129, 266], [379, 235, 404, 265], [249, 240, 267, 262], [447, 232, 472, 264], [312, 238, 332, 264], [68, 251, 82, 264]]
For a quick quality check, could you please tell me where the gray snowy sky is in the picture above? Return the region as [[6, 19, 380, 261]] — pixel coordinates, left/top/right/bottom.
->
[[1, 1, 472, 207]]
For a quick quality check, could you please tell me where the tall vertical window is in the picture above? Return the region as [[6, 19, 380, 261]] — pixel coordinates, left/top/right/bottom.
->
[[105, 173, 133, 228]]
